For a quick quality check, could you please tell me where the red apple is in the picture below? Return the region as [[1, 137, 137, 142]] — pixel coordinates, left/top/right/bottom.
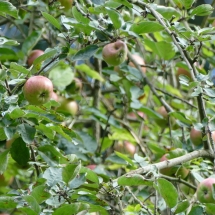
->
[[129, 54, 146, 73], [190, 127, 202, 146], [102, 40, 127, 66], [57, 97, 79, 115], [197, 178, 215, 203], [27, 49, 44, 67], [114, 141, 136, 157], [23, 76, 53, 105]]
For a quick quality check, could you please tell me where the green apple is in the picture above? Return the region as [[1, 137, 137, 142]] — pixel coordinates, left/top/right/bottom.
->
[[57, 97, 79, 115], [27, 49, 44, 67], [58, 0, 73, 10], [197, 178, 215, 203], [190, 127, 202, 146], [23, 76, 54, 105], [66, 78, 82, 94], [102, 40, 127, 66]]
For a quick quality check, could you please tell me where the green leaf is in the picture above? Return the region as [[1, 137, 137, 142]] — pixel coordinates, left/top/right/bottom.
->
[[204, 88, 215, 97], [0, 48, 18, 61], [130, 21, 164, 34], [22, 31, 42, 54], [154, 5, 181, 19], [24, 195, 41, 214], [75, 64, 104, 82], [205, 203, 215, 215], [105, 7, 123, 29], [139, 106, 163, 119], [53, 203, 90, 215], [144, 39, 176, 60], [18, 208, 38, 215], [181, 0, 195, 9], [43, 167, 63, 186], [17, 123, 36, 144], [157, 178, 178, 208], [62, 163, 81, 185], [0, 1, 18, 18], [190, 4, 214, 17], [42, 12, 61, 30], [49, 125, 72, 141], [115, 151, 135, 166], [0, 127, 7, 141], [188, 205, 204, 215], [169, 111, 192, 125], [31, 185, 51, 204], [49, 61, 74, 90], [0, 37, 19, 46], [0, 149, 10, 174], [36, 123, 55, 140], [174, 200, 189, 214], [77, 131, 98, 153], [10, 137, 30, 166], [112, 0, 132, 8], [10, 62, 30, 75], [33, 49, 57, 66], [72, 6, 89, 24], [72, 45, 99, 61], [118, 174, 153, 186], [38, 145, 68, 165], [9, 107, 25, 119], [80, 167, 99, 186], [0, 196, 17, 209]]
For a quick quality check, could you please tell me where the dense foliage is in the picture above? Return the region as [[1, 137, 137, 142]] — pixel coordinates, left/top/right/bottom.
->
[[1, 0, 215, 214]]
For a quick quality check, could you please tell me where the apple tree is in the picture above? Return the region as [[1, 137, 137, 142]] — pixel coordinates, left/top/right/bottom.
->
[[1, 0, 215, 214]]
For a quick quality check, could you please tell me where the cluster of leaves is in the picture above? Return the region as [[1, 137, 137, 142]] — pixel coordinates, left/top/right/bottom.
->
[[1, 0, 215, 214]]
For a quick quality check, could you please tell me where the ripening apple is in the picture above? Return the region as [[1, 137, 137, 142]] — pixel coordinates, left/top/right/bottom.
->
[[58, 0, 73, 10], [197, 178, 215, 203], [176, 67, 192, 80], [23, 76, 54, 105], [57, 97, 78, 115], [129, 54, 146, 74], [86, 164, 97, 170], [190, 127, 202, 146], [27, 49, 44, 67], [114, 141, 136, 157], [102, 40, 127, 66], [50, 91, 59, 102], [160, 149, 189, 179]]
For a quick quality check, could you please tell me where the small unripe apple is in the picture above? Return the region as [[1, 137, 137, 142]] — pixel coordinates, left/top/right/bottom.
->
[[66, 78, 82, 94], [102, 40, 127, 66], [27, 49, 44, 67], [190, 127, 202, 146], [58, 0, 73, 10], [0, 174, 14, 187], [155, 106, 169, 127], [57, 97, 78, 115], [129, 54, 146, 73], [23, 76, 54, 105], [197, 178, 215, 203], [114, 141, 136, 157], [176, 67, 191, 80]]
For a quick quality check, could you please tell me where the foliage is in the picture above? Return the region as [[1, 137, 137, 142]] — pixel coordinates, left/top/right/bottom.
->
[[1, 0, 215, 214]]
